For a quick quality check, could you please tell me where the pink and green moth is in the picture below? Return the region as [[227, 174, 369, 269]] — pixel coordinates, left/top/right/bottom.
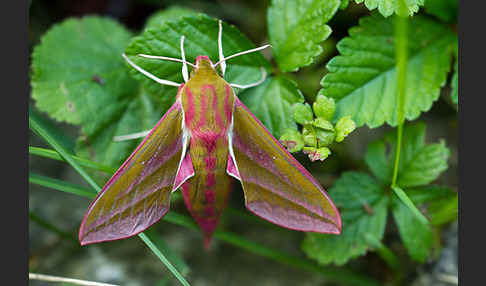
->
[[79, 20, 342, 248]]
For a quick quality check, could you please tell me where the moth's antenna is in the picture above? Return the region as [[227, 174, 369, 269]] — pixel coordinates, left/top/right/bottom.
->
[[230, 67, 267, 89], [213, 44, 271, 68], [136, 54, 196, 68], [180, 36, 189, 82], [122, 53, 181, 87], [218, 19, 226, 76]]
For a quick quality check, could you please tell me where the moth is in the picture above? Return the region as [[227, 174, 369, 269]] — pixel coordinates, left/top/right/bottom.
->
[[79, 20, 341, 247]]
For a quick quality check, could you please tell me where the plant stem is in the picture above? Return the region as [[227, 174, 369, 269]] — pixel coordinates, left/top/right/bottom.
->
[[391, 2, 408, 188]]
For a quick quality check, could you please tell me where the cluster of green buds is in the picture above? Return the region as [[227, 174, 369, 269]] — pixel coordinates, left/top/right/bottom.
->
[[279, 94, 356, 161]]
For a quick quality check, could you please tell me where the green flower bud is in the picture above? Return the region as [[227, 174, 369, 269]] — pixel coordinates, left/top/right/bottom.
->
[[313, 117, 334, 131], [279, 129, 304, 152], [315, 128, 335, 147], [313, 93, 335, 121], [302, 147, 331, 162], [335, 116, 356, 142], [293, 103, 314, 125], [302, 126, 317, 147]]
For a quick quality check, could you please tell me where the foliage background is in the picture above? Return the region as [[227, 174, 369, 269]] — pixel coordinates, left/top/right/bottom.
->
[[29, 0, 458, 285]]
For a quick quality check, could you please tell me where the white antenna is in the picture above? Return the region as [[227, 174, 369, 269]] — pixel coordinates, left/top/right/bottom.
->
[[213, 44, 271, 68], [122, 53, 181, 87], [218, 19, 227, 76], [180, 36, 189, 82]]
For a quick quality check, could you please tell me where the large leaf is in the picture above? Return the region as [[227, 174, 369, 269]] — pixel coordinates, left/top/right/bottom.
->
[[320, 14, 456, 128], [354, 0, 424, 17], [302, 172, 388, 265], [31, 17, 164, 167], [405, 185, 458, 225], [31, 17, 138, 135], [238, 76, 304, 138], [125, 14, 271, 107], [267, 0, 340, 72]]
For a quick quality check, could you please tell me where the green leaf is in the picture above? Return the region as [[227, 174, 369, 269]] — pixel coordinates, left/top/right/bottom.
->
[[313, 118, 334, 131], [353, 0, 424, 17], [126, 14, 271, 104], [30, 17, 162, 167], [239, 77, 305, 138], [392, 186, 428, 225], [145, 6, 198, 29], [366, 122, 450, 187], [267, 0, 340, 72], [321, 14, 456, 128], [293, 103, 314, 125], [424, 0, 458, 23], [364, 140, 392, 184], [302, 146, 331, 161], [31, 17, 138, 135], [405, 185, 458, 225], [391, 193, 432, 263], [302, 172, 388, 265]]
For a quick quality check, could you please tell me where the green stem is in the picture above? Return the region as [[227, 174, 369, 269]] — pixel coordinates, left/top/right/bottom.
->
[[391, 3, 408, 188]]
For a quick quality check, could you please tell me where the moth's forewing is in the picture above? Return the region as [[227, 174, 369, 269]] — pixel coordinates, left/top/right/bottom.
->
[[79, 100, 186, 245], [228, 98, 342, 234]]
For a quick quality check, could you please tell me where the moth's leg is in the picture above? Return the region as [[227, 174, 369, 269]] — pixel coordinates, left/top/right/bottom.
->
[[122, 53, 181, 87], [229, 67, 267, 89], [113, 130, 151, 142], [218, 19, 226, 76], [180, 36, 189, 82]]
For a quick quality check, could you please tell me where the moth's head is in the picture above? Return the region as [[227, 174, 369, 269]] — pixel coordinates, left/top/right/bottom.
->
[[191, 56, 219, 77]]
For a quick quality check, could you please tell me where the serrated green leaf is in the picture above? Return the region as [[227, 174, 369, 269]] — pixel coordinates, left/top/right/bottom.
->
[[315, 128, 335, 147], [126, 14, 271, 105], [145, 6, 198, 29], [321, 14, 456, 128], [30, 17, 160, 167], [293, 103, 314, 125], [239, 77, 304, 138], [424, 0, 458, 23], [365, 122, 450, 187], [354, 0, 424, 17], [391, 193, 432, 263], [302, 172, 388, 265], [268, 0, 340, 72], [32, 17, 138, 135]]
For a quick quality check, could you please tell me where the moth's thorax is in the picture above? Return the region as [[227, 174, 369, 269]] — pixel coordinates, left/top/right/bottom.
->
[[181, 56, 235, 136]]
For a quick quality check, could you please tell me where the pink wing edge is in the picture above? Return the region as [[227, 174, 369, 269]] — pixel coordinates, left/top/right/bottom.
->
[[227, 97, 342, 234], [79, 84, 194, 245]]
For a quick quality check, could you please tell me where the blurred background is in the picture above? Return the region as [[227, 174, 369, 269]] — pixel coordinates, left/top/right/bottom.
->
[[29, 0, 458, 285]]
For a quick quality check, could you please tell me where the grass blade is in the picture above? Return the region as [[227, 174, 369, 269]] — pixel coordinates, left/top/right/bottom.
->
[[29, 146, 116, 173], [392, 186, 428, 225], [30, 173, 96, 198]]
